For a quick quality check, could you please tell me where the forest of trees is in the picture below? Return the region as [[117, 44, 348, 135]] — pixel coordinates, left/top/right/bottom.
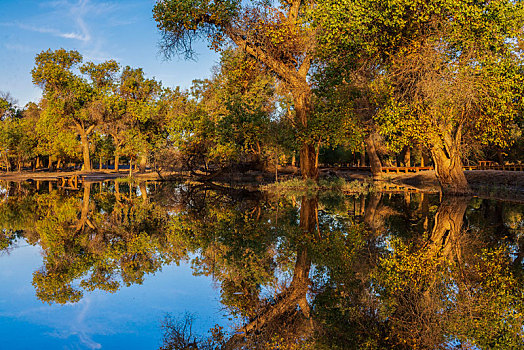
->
[[0, 0, 523, 194]]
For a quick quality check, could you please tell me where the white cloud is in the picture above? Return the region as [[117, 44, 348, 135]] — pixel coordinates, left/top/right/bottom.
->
[[60, 32, 90, 41]]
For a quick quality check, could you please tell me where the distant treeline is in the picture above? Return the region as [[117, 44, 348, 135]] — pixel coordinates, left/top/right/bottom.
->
[[1, 0, 523, 194]]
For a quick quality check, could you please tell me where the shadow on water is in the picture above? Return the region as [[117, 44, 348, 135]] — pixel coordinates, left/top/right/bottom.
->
[[0, 179, 522, 349]]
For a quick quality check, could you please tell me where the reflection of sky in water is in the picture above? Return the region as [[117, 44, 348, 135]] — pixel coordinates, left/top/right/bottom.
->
[[0, 240, 228, 349]]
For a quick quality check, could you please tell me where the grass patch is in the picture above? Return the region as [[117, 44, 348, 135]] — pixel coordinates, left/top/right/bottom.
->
[[261, 177, 373, 196]]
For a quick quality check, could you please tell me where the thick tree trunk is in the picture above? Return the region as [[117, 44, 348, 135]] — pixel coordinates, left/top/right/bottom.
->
[[364, 132, 382, 178], [114, 155, 120, 173], [80, 132, 91, 172], [300, 143, 318, 180], [294, 92, 318, 181], [430, 145, 470, 194]]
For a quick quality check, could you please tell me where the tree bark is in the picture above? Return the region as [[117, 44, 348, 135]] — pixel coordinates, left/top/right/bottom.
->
[[430, 145, 470, 194], [294, 92, 318, 181], [80, 132, 91, 172], [364, 132, 382, 178], [300, 143, 318, 180], [114, 155, 120, 173]]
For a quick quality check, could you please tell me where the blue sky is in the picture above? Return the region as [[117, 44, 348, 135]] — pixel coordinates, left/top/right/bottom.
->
[[0, 0, 220, 106]]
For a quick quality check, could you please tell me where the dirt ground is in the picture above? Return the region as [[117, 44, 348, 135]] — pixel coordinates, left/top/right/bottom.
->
[[0, 169, 165, 182]]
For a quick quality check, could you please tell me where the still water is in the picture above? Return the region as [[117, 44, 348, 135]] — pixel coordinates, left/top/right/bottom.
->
[[0, 180, 522, 349]]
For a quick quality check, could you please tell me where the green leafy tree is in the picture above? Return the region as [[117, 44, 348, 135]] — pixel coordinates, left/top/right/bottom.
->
[[315, 0, 524, 193], [31, 49, 119, 171], [154, 0, 321, 180]]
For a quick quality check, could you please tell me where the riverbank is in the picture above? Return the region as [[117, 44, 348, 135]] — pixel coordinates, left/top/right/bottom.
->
[[1, 168, 523, 200], [0, 169, 167, 182]]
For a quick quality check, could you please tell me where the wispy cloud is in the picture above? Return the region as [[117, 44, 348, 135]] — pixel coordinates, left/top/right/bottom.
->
[[5, 21, 91, 42]]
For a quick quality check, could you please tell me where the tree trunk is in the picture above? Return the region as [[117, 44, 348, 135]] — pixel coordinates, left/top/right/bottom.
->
[[496, 149, 504, 165], [315, 140, 320, 168], [294, 92, 318, 181], [403, 146, 411, 167], [360, 142, 366, 167], [114, 155, 120, 173], [80, 132, 91, 172], [364, 132, 382, 178], [430, 145, 470, 194], [300, 143, 318, 180]]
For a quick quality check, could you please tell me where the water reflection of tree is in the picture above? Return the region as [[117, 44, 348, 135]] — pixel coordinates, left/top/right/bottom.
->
[[0, 181, 521, 347], [375, 196, 524, 349], [0, 181, 176, 304], [160, 191, 523, 349]]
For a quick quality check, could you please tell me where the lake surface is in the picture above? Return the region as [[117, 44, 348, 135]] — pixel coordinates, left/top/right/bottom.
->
[[0, 180, 522, 349]]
